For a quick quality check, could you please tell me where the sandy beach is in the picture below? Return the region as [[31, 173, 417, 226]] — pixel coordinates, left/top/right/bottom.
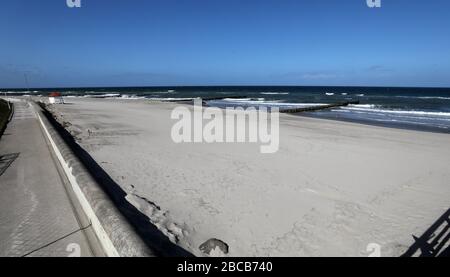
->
[[44, 97, 450, 257]]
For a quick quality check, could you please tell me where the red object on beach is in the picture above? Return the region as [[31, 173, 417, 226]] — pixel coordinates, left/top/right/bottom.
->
[[49, 92, 62, 97]]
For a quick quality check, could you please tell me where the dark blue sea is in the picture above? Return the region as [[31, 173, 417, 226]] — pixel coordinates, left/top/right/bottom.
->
[[3, 86, 450, 133]]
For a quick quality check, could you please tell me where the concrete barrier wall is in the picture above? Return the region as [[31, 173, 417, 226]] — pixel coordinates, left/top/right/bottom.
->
[[0, 99, 13, 137], [7, 101, 14, 122], [32, 102, 154, 257]]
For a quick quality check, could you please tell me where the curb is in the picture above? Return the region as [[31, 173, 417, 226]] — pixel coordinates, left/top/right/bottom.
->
[[32, 102, 154, 257], [7, 101, 14, 122]]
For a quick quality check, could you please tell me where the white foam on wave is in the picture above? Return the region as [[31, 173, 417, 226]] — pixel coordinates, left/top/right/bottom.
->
[[152, 90, 177, 94], [341, 109, 450, 122], [367, 117, 449, 127], [83, 93, 121, 98], [349, 104, 377, 108], [120, 94, 146, 99], [211, 98, 327, 108], [221, 98, 279, 103], [148, 97, 195, 101], [260, 92, 290, 95], [342, 106, 450, 118], [2, 91, 30, 94], [395, 96, 450, 100], [223, 98, 253, 101], [60, 94, 146, 100]]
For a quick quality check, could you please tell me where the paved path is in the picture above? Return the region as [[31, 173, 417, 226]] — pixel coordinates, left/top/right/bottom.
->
[[0, 100, 101, 257]]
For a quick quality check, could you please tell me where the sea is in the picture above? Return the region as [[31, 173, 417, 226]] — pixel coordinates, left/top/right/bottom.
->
[[2, 86, 450, 133]]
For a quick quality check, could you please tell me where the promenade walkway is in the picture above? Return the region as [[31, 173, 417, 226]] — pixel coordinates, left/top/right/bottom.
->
[[0, 100, 101, 257]]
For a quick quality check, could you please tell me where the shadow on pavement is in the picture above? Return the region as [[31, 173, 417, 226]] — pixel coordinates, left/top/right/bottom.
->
[[0, 153, 19, 176]]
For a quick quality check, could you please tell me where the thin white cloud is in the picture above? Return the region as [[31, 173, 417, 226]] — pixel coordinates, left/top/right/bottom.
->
[[301, 72, 338, 79]]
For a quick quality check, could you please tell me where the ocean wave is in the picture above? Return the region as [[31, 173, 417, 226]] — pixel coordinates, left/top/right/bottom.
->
[[1, 91, 31, 94], [341, 106, 450, 117], [260, 92, 290, 95], [209, 98, 327, 108], [395, 96, 450, 100], [349, 104, 377, 108], [148, 97, 196, 101], [223, 97, 267, 102], [120, 94, 147, 99], [325, 93, 334, 96], [150, 90, 177, 94], [64, 94, 146, 100], [83, 93, 121, 98], [335, 108, 450, 121], [365, 117, 449, 128], [222, 98, 253, 101]]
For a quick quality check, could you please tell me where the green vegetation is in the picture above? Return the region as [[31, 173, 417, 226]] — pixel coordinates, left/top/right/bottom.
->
[[0, 99, 12, 137]]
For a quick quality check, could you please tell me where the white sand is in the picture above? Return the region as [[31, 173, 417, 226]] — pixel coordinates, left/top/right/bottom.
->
[[46, 97, 450, 257]]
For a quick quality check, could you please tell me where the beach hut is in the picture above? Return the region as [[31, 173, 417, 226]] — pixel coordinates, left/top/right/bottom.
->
[[48, 92, 64, 104]]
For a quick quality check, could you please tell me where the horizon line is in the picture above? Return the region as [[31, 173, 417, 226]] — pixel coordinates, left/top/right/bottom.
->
[[2, 84, 450, 91]]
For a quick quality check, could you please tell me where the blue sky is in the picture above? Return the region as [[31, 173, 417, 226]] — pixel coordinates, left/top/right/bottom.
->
[[1, 0, 450, 88]]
